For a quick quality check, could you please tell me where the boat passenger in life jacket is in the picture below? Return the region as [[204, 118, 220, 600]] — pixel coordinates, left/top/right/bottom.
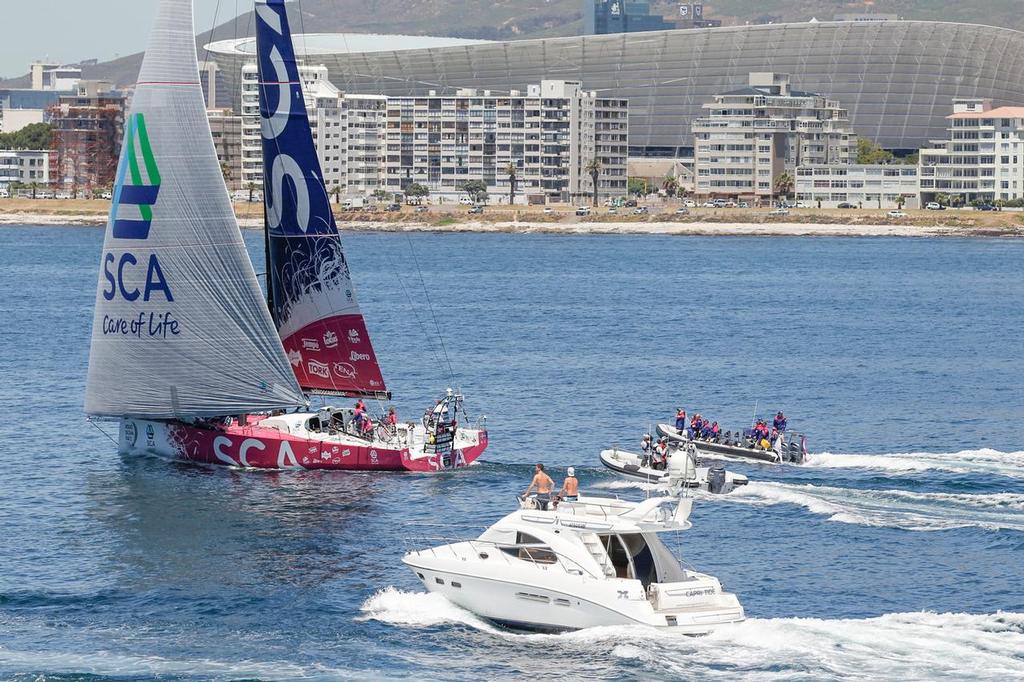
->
[[675, 408, 687, 431], [688, 414, 701, 439], [640, 434, 653, 467], [385, 406, 397, 427], [700, 419, 713, 439], [774, 411, 787, 432], [711, 421, 721, 441], [353, 402, 367, 431], [652, 438, 669, 470]]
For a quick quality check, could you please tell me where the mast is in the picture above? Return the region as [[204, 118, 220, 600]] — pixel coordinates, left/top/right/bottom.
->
[[84, 0, 305, 418], [255, 0, 390, 400]]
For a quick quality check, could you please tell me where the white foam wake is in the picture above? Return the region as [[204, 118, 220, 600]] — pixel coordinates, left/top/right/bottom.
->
[[727, 481, 1024, 531], [360, 589, 1024, 680], [805, 448, 1024, 478]]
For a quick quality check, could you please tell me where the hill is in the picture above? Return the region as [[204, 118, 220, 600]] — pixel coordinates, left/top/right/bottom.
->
[[3, 0, 1023, 89]]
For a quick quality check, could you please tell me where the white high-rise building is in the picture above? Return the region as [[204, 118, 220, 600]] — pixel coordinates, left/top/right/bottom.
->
[[692, 72, 855, 202], [238, 69, 627, 203], [918, 98, 1024, 204]]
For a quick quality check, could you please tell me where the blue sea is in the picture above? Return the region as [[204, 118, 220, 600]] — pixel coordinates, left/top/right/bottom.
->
[[1, 225, 1022, 680]]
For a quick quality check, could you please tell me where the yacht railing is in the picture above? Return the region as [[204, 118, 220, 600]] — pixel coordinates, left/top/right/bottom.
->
[[403, 536, 605, 581]]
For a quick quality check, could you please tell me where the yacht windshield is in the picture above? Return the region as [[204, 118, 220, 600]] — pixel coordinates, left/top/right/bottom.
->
[[501, 531, 557, 565]]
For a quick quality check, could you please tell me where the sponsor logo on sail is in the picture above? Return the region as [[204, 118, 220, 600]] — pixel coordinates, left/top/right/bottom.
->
[[332, 362, 357, 379], [350, 350, 370, 362], [145, 424, 155, 446], [287, 349, 301, 367], [323, 330, 338, 348], [302, 338, 320, 351], [307, 360, 330, 379], [347, 328, 361, 344]]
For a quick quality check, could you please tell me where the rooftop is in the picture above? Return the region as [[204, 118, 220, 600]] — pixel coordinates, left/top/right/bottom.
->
[[949, 106, 1024, 119]]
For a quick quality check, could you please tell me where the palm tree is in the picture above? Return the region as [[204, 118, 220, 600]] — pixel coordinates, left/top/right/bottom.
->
[[505, 162, 518, 206], [773, 172, 794, 205], [662, 175, 679, 199], [585, 158, 602, 207], [221, 161, 233, 188], [245, 181, 259, 203], [30, 182, 38, 199], [329, 184, 343, 204]]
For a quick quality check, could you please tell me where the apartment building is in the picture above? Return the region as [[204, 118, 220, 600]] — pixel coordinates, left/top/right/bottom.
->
[[239, 67, 627, 203], [692, 72, 855, 202], [207, 108, 243, 191], [48, 80, 126, 191], [0, 149, 50, 189], [795, 165, 919, 208], [382, 80, 627, 203], [918, 98, 1024, 204]]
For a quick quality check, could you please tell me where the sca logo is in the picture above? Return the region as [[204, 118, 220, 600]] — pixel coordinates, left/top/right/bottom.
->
[[103, 112, 173, 302]]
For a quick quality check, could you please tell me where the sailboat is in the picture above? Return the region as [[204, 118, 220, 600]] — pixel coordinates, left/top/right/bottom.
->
[[84, 0, 488, 471]]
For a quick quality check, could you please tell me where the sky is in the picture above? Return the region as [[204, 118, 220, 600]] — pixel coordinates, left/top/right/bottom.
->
[[1, 0, 242, 78]]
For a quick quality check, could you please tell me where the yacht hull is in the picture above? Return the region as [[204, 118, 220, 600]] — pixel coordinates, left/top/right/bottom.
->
[[119, 417, 487, 471], [658, 424, 806, 464], [403, 554, 745, 634], [599, 448, 748, 493]]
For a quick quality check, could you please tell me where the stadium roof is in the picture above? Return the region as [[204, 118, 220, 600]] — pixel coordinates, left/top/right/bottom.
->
[[206, 33, 491, 57]]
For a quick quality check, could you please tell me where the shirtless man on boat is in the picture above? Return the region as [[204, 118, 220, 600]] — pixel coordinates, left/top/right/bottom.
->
[[524, 463, 555, 510]]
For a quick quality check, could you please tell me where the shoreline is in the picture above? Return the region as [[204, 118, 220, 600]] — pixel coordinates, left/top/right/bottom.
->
[[1, 200, 1022, 238]]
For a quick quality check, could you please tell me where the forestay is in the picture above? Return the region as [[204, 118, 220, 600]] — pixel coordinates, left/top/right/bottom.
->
[[84, 0, 306, 418], [256, 0, 389, 399]]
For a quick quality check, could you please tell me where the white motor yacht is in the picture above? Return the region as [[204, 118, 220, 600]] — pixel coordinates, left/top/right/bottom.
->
[[599, 444, 749, 493], [403, 494, 745, 633]]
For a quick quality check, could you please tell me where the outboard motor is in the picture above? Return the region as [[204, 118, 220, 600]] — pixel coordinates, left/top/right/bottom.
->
[[707, 467, 727, 494], [787, 441, 802, 462]]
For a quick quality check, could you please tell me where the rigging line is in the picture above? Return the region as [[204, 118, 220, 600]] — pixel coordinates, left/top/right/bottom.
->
[[403, 233, 456, 387], [201, 0, 224, 68], [87, 417, 119, 446], [375, 232, 446, 373]]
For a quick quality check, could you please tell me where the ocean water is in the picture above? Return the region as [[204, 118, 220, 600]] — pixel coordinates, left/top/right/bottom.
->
[[0, 225, 1022, 680]]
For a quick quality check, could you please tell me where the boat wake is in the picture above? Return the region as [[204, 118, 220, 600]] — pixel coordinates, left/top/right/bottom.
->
[[360, 589, 1024, 679], [727, 481, 1024, 531], [804, 448, 1024, 478]]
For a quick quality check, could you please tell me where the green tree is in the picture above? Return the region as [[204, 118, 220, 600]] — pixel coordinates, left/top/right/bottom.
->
[[329, 184, 343, 204], [773, 172, 794, 203], [0, 122, 52, 150], [662, 175, 679, 198], [585, 158, 602, 207], [220, 161, 233, 188], [245, 181, 259, 203], [933, 192, 950, 207], [627, 177, 648, 197], [406, 182, 430, 204], [505, 162, 518, 206], [372, 188, 390, 203], [856, 137, 894, 164], [461, 179, 488, 204]]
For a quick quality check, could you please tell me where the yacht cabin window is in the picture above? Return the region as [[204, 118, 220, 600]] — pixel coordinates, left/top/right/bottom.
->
[[501, 531, 557, 564]]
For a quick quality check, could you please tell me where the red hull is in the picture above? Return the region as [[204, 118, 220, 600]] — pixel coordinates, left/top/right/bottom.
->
[[122, 418, 487, 472]]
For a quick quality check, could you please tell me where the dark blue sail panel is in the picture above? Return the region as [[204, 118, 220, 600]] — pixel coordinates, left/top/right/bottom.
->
[[255, 0, 388, 398]]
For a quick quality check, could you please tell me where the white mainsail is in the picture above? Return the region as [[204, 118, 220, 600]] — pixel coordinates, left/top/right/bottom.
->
[[84, 0, 305, 418]]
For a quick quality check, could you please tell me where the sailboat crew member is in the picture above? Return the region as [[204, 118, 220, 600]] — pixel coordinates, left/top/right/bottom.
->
[[640, 434, 653, 467]]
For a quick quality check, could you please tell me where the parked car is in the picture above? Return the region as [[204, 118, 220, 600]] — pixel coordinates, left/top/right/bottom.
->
[[975, 204, 996, 211], [701, 201, 717, 208], [633, 206, 649, 215], [624, 199, 637, 207], [575, 206, 591, 216], [887, 210, 907, 218], [837, 202, 857, 209], [794, 201, 808, 209], [737, 201, 750, 208], [99, 191, 112, 200], [722, 200, 737, 208], [459, 197, 474, 205], [925, 202, 945, 210], [674, 207, 689, 215], [386, 203, 401, 212], [543, 207, 554, 214], [607, 207, 617, 214], [683, 199, 696, 208], [467, 205, 484, 215], [768, 208, 789, 216], [414, 205, 428, 213]]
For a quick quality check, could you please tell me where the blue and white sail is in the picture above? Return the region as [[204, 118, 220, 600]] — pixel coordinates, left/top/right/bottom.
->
[[255, 0, 389, 398], [85, 0, 306, 417]]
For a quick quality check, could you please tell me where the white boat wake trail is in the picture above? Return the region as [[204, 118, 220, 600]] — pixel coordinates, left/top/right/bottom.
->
[[728, 482, 1024, 531], [361, 589, 1024, 680], [804, 448, 1024, 478]]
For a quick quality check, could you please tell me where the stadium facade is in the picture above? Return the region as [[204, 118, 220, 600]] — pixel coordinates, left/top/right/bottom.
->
[[207, 20, 1024, 158]]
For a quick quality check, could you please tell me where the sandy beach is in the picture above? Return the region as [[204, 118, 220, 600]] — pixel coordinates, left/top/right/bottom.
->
[[2, 198, 1022, 237]]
